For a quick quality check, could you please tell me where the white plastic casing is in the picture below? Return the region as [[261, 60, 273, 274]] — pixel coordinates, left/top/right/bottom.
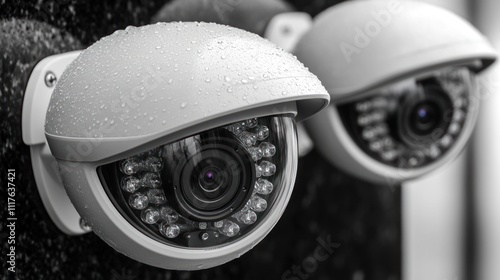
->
[[264, 12, 313, 53]]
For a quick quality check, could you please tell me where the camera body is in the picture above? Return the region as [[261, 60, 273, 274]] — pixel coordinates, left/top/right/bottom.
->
[[22, 22, 329, 269], [294, 0, 497, 183]]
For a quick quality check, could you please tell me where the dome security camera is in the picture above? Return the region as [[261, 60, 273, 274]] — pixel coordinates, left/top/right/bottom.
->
[[293, 0, 498, 184], [21, 22, 329, 269]]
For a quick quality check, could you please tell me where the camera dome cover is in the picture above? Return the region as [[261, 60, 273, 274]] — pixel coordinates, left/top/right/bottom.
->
[[294, 0, 497, 101], [45, 22, 329, 161]]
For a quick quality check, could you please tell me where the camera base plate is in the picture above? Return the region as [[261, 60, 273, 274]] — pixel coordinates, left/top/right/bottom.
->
[[22, 51, 90, 235]]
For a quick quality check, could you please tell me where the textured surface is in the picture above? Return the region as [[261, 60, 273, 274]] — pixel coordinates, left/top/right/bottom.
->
[[0, 0, 400, 279], [45, 22, 327, 138]]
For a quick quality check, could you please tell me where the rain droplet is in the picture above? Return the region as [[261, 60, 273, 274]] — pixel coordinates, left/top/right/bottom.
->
[[181, 102, 187, 108]]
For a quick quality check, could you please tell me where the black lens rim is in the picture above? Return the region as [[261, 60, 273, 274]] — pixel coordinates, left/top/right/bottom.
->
[[408, 101, 441, 134], [166, 131, 256, 222], [181, 147, 241, 212], [398, 83, 453, 147]]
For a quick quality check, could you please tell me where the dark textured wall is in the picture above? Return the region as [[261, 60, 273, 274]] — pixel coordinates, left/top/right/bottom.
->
[[0, 1, 401, 279]]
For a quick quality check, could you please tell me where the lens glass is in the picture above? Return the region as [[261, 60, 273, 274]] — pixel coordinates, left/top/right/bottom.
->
[[401, 78, 453, 144], [174, 142, 249, 217], [98, 115, 297, 248], [200, 166, 221, 191], [202, 169, 216, 185], [414, 104, 435, 128]]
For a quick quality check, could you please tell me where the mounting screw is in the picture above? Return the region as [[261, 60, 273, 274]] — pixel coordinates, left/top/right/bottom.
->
[[281, 25, 292, 36], [80, 218, 92, 232], [45, 72, 57, 87]]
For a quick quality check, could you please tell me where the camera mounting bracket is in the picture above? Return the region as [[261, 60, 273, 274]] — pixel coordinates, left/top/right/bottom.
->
[[22, 51, 90, 235]]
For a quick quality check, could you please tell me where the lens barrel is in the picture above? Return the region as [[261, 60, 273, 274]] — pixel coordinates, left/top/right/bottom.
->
[[166, 130, 255, 222], [399, 79, 453, 146]]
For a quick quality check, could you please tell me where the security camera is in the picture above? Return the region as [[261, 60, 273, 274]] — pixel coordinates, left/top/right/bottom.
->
[[293, 0, 497, 183], [22, 22, 329, 269]]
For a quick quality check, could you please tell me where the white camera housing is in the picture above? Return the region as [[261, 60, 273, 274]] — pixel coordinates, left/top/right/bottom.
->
[[294, 0, 497, 184], [22, 22, 329, 269]]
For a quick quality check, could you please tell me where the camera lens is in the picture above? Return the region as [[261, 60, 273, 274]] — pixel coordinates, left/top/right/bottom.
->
[[338, 67, 475, 169], [202, 170, 216, 184], [399, 79, 453, 146], [200, 168, 219, 190], [147, 128, 259, 223], [409, 102, 440, 135], [177, 143, 253, 218]]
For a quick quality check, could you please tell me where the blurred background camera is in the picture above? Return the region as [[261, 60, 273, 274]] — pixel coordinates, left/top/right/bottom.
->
[[294, 0, 497, 183]]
